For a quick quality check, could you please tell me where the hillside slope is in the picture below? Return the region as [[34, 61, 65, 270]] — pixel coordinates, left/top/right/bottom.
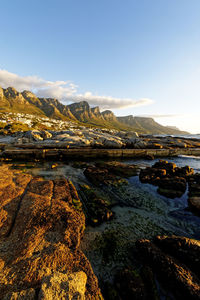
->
[[0, 86, 188, 134], [117, 115, 187, 135]]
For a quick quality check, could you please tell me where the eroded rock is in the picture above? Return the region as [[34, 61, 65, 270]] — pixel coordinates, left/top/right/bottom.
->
[[139, 160, 194, 198], [0, 165, 101, 299], [136, 235, 200, 300], [39, 271, 87, 300]]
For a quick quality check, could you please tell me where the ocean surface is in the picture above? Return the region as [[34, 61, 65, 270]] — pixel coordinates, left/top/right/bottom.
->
[[156, 134, 200, 139]]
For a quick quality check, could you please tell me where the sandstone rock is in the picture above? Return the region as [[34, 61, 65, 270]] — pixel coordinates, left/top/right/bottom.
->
[[39, 271, 87, 300], [0, 165, 101, 299], [3, 288, 36, 300]]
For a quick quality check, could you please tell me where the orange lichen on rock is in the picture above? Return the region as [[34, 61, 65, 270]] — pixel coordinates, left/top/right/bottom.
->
[[0, 164, 102, 299]]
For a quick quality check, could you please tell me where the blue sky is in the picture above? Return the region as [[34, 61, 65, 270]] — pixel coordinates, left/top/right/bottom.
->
[[0, 0, 200, 132]]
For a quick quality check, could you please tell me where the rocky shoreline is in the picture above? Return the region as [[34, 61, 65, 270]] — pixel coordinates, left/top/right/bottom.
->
[[0, 129, 200, 161], [0, 164, 102, 299], [1, 133, 200, 298]]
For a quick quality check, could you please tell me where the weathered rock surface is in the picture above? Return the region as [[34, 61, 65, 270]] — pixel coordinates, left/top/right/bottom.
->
[[136, 235, 200, 300], [79, 184, 113, 226], [139, 160, 194, 198], [0, 165, 102, 299], [39, 271, 87, 300], [84, 161, 138, 187]]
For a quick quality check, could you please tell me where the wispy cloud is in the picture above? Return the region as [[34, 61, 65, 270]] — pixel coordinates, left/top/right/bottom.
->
[[137, 114, 182, 118], [137, 113, 196, 119], [0, 69, 154, 109]]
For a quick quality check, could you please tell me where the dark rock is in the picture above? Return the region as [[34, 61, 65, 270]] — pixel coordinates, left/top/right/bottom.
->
[[79, 184, 113, 226], [84, 165, 128, 186], [114, 268, 147, 300], [139, 160, 193, 198], [136, 236, 200, 300]]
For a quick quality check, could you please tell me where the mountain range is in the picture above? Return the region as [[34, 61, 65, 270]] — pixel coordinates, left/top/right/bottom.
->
[[0, 86, 188, 135]]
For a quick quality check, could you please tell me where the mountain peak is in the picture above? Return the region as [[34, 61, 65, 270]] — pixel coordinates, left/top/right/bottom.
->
[[0, 85, 188, 134], [101, 110, 116, 121], [91, 106, 100, 115], [4, 86, 19, 98], [22, 90, 37, 99]]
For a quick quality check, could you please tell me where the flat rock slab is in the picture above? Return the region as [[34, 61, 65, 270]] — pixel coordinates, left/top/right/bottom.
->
[[0, 165, 101, 299]]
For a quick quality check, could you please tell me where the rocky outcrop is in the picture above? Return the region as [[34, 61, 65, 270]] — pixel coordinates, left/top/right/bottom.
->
[[139, 160, 194, 198], [0, 165, 102, 299], [136, 235, 200, 299], [84, 161, 138, 187]]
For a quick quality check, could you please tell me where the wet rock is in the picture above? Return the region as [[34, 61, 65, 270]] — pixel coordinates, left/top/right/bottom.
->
[[96, 161, 139, 177], [0, 165, 102, 299], [84, 165, 128, 187], [157, 176, 187, 198], [79, 184, 113, 226], [136, 236, 200, 300], [139, 160, 194, 198], [84, 161, 138, 187]]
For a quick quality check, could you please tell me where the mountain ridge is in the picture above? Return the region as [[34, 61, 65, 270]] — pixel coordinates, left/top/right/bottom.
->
[[0, 86, 188, 134]]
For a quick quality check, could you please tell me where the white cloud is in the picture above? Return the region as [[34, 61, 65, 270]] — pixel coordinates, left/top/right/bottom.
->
[[0, 69, 154, 110]]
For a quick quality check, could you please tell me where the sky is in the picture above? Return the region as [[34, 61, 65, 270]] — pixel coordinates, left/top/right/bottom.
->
[[0, 0, 200, 133]]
